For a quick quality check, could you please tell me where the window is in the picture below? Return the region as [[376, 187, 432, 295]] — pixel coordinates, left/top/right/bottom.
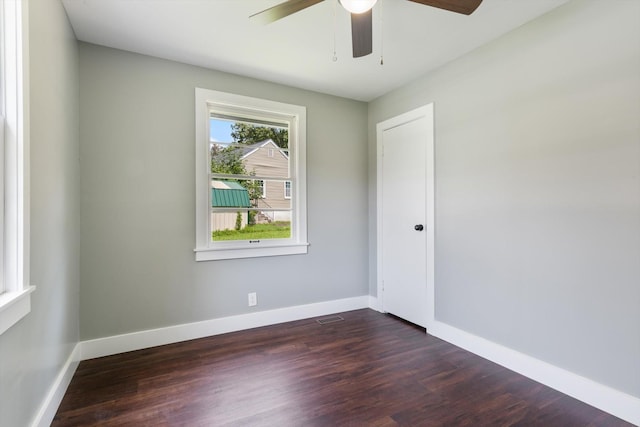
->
[[195, 88, 308, 261], [256, 179, 266, 198], [0, 0, 33, 336], [284, 181, 292, 199]]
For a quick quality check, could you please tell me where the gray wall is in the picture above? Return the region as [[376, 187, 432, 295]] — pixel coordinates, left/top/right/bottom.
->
[[0, 1, 80, 426], [369, 0, 640, 397], [78, 44, 369, 340], [4, 2, 636, 424]]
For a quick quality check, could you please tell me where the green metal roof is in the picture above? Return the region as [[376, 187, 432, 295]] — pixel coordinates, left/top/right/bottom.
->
[[211, 183, 251, 208]]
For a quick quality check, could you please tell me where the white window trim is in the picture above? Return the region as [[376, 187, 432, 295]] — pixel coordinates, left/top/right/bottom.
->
[[257, 179, 266, 199], [0, 0, 33, 336], [194, 88, 308, 261]]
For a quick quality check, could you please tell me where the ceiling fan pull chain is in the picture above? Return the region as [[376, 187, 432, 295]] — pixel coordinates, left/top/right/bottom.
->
[[379, 0, 384, 65]]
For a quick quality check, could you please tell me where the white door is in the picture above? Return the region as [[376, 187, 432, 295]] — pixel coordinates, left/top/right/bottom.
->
[[377, 105, 434, 328]]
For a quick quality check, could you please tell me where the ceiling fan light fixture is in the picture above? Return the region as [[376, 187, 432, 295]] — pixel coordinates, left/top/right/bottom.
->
[[339, 0, 378, 14]]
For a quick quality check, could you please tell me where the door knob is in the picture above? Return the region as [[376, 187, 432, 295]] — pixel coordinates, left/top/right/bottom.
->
[[414, 224, 424, 231]]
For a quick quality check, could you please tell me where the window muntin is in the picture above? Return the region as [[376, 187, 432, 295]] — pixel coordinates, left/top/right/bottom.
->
[[195, 89, 308, 261]]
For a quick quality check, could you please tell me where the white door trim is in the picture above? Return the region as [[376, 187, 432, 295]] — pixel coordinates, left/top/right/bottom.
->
[[376, 104, 435, 330]]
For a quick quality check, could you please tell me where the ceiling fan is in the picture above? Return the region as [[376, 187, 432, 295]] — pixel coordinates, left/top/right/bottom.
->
[[251, 0, 483, 58]]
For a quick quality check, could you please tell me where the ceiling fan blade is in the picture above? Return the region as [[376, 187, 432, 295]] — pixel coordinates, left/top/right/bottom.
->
[[351, 9, 373, 58], [407, 0, 483, 15], [250, 0, 325, 24]]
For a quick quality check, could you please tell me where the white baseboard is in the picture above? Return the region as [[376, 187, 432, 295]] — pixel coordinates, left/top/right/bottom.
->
[[368, 295, 380, 311], [428, 320, 640, 426], [80, 295, 370, 361], [31, 343, 81, 427], [45, 300, 638, 427]]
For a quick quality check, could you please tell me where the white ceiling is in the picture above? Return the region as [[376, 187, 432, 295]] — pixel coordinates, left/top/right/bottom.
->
[[61, 0, 569, 101]]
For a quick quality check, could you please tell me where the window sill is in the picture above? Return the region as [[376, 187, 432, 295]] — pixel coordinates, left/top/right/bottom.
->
[[0, 286, 35, 336], [195, 242, 309, 261]]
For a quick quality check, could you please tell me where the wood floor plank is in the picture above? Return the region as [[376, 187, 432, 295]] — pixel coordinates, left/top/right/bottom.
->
[[53, 309, 632, 426]]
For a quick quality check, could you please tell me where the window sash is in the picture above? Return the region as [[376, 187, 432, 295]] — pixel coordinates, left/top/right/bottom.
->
[[210, 173, 291, 181], [0, 0, 32, 336], [210, 112, 285, 129], [0, 117, 5, 294], [210, 207, 292, 213]]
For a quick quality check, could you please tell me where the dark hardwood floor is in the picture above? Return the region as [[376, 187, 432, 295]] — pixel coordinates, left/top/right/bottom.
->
[[53, 309, 631, 426]]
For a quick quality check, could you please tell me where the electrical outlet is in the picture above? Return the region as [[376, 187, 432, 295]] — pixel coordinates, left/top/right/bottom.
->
[[248, 292, 257, 307]]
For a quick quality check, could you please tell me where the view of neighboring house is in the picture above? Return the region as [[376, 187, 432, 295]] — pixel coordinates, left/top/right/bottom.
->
[[211, 139, 291, 231], [241, 139, 291, 222]]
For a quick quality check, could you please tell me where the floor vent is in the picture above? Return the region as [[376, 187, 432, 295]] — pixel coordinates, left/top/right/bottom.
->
[[316, 315, 344, 325]]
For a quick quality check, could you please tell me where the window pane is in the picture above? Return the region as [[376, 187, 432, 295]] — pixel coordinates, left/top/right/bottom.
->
[[210, 177, 291, 242], [210, 117, 289, 179]]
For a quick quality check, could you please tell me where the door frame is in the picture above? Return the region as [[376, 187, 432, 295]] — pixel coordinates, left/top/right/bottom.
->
[[376, 104, 435, 330]]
